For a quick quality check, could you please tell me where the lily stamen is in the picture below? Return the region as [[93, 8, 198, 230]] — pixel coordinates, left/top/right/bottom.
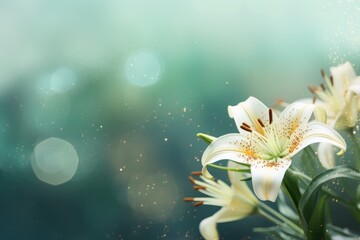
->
[[194, 185, 207, 190], [257, 118, 265, 128], [194, 201, 204, 207], [183, 197, 194, 202], [312, 96, 317, 104], [188, 176, 195, 184], [320, 83, 326, 91], [308, 85, 318, 94], [321, 69, 325, 78], [268, 109, 273, 124], [240, 125, 252, 132]]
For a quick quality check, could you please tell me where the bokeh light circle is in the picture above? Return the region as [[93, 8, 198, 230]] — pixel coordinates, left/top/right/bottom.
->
[[36, 67, 77, 95], [50, 67, 77, 93], [124, 49, 163, 87], [32, 137, 79, 185]]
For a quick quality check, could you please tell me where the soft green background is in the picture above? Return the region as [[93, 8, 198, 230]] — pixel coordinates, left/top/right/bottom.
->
[[0, 0, 359, 239]]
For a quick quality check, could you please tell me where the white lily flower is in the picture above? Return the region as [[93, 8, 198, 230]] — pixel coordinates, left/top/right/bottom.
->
[[303, 62, 360, 168], [184, 161, 258, 240], [307, 61, 360, 129], [201, 97, 346, 202]]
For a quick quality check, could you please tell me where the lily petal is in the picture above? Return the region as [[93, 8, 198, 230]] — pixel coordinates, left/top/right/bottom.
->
[[228, 96, 277, 134], [296, 98, 326, 106], [297, 97, 338, 121], [250, 159, 292, 202], [295, 98, 328, 123], [317, 142, 336, 169], [288, 122, 346, 158], [335, 94, 358, 129], [349, 77, 360, 95], [296, 98, 334, 123], [330, 61, 357, 95], [199, 202, 254, 240], [201, 134, 254, 179], [199, 216, 219, 240], [278, 102, 318, 138], [199, 193, 257, 238], [198, 161, 258, 240], [227, 161, 258, 204], [313, 105, 328, 124]]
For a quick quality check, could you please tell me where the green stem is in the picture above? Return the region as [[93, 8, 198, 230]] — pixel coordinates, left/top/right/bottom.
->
[[259, 202, 304, 235], [347, 127, 360, 171], [258, 208, 283, 226], [208, 163, 250, 173]]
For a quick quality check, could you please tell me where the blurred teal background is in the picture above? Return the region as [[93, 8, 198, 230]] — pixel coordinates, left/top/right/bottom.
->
[[0, 0, 360, 239]]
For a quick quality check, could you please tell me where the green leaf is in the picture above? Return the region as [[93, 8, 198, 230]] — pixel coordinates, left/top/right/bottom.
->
[[278, 190, 299, 221], [326, 224, 360, 239], [282, 168, 302, 210], [307, 194, 329, 240], [298, 146, 324, 178], [299, 165, 360, 240], [254, 226, 303, 240]]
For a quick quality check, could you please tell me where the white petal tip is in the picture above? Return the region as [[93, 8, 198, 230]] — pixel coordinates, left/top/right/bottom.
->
[[267, 197, 277, 202], [256, 194, 277, 202], [253, 183, 280, 202], [199, 217, 219, 240], [336, 149, 346, 156]]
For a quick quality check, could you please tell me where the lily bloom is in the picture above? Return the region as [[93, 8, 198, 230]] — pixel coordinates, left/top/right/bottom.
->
[[200, 97, 346, 201], [184, 161, 258, 240], [308, 61, 360, 129], [304, 62, 360, 168]]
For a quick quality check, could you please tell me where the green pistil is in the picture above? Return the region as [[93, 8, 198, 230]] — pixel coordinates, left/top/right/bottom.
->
[[266, 150, 290, 162]]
